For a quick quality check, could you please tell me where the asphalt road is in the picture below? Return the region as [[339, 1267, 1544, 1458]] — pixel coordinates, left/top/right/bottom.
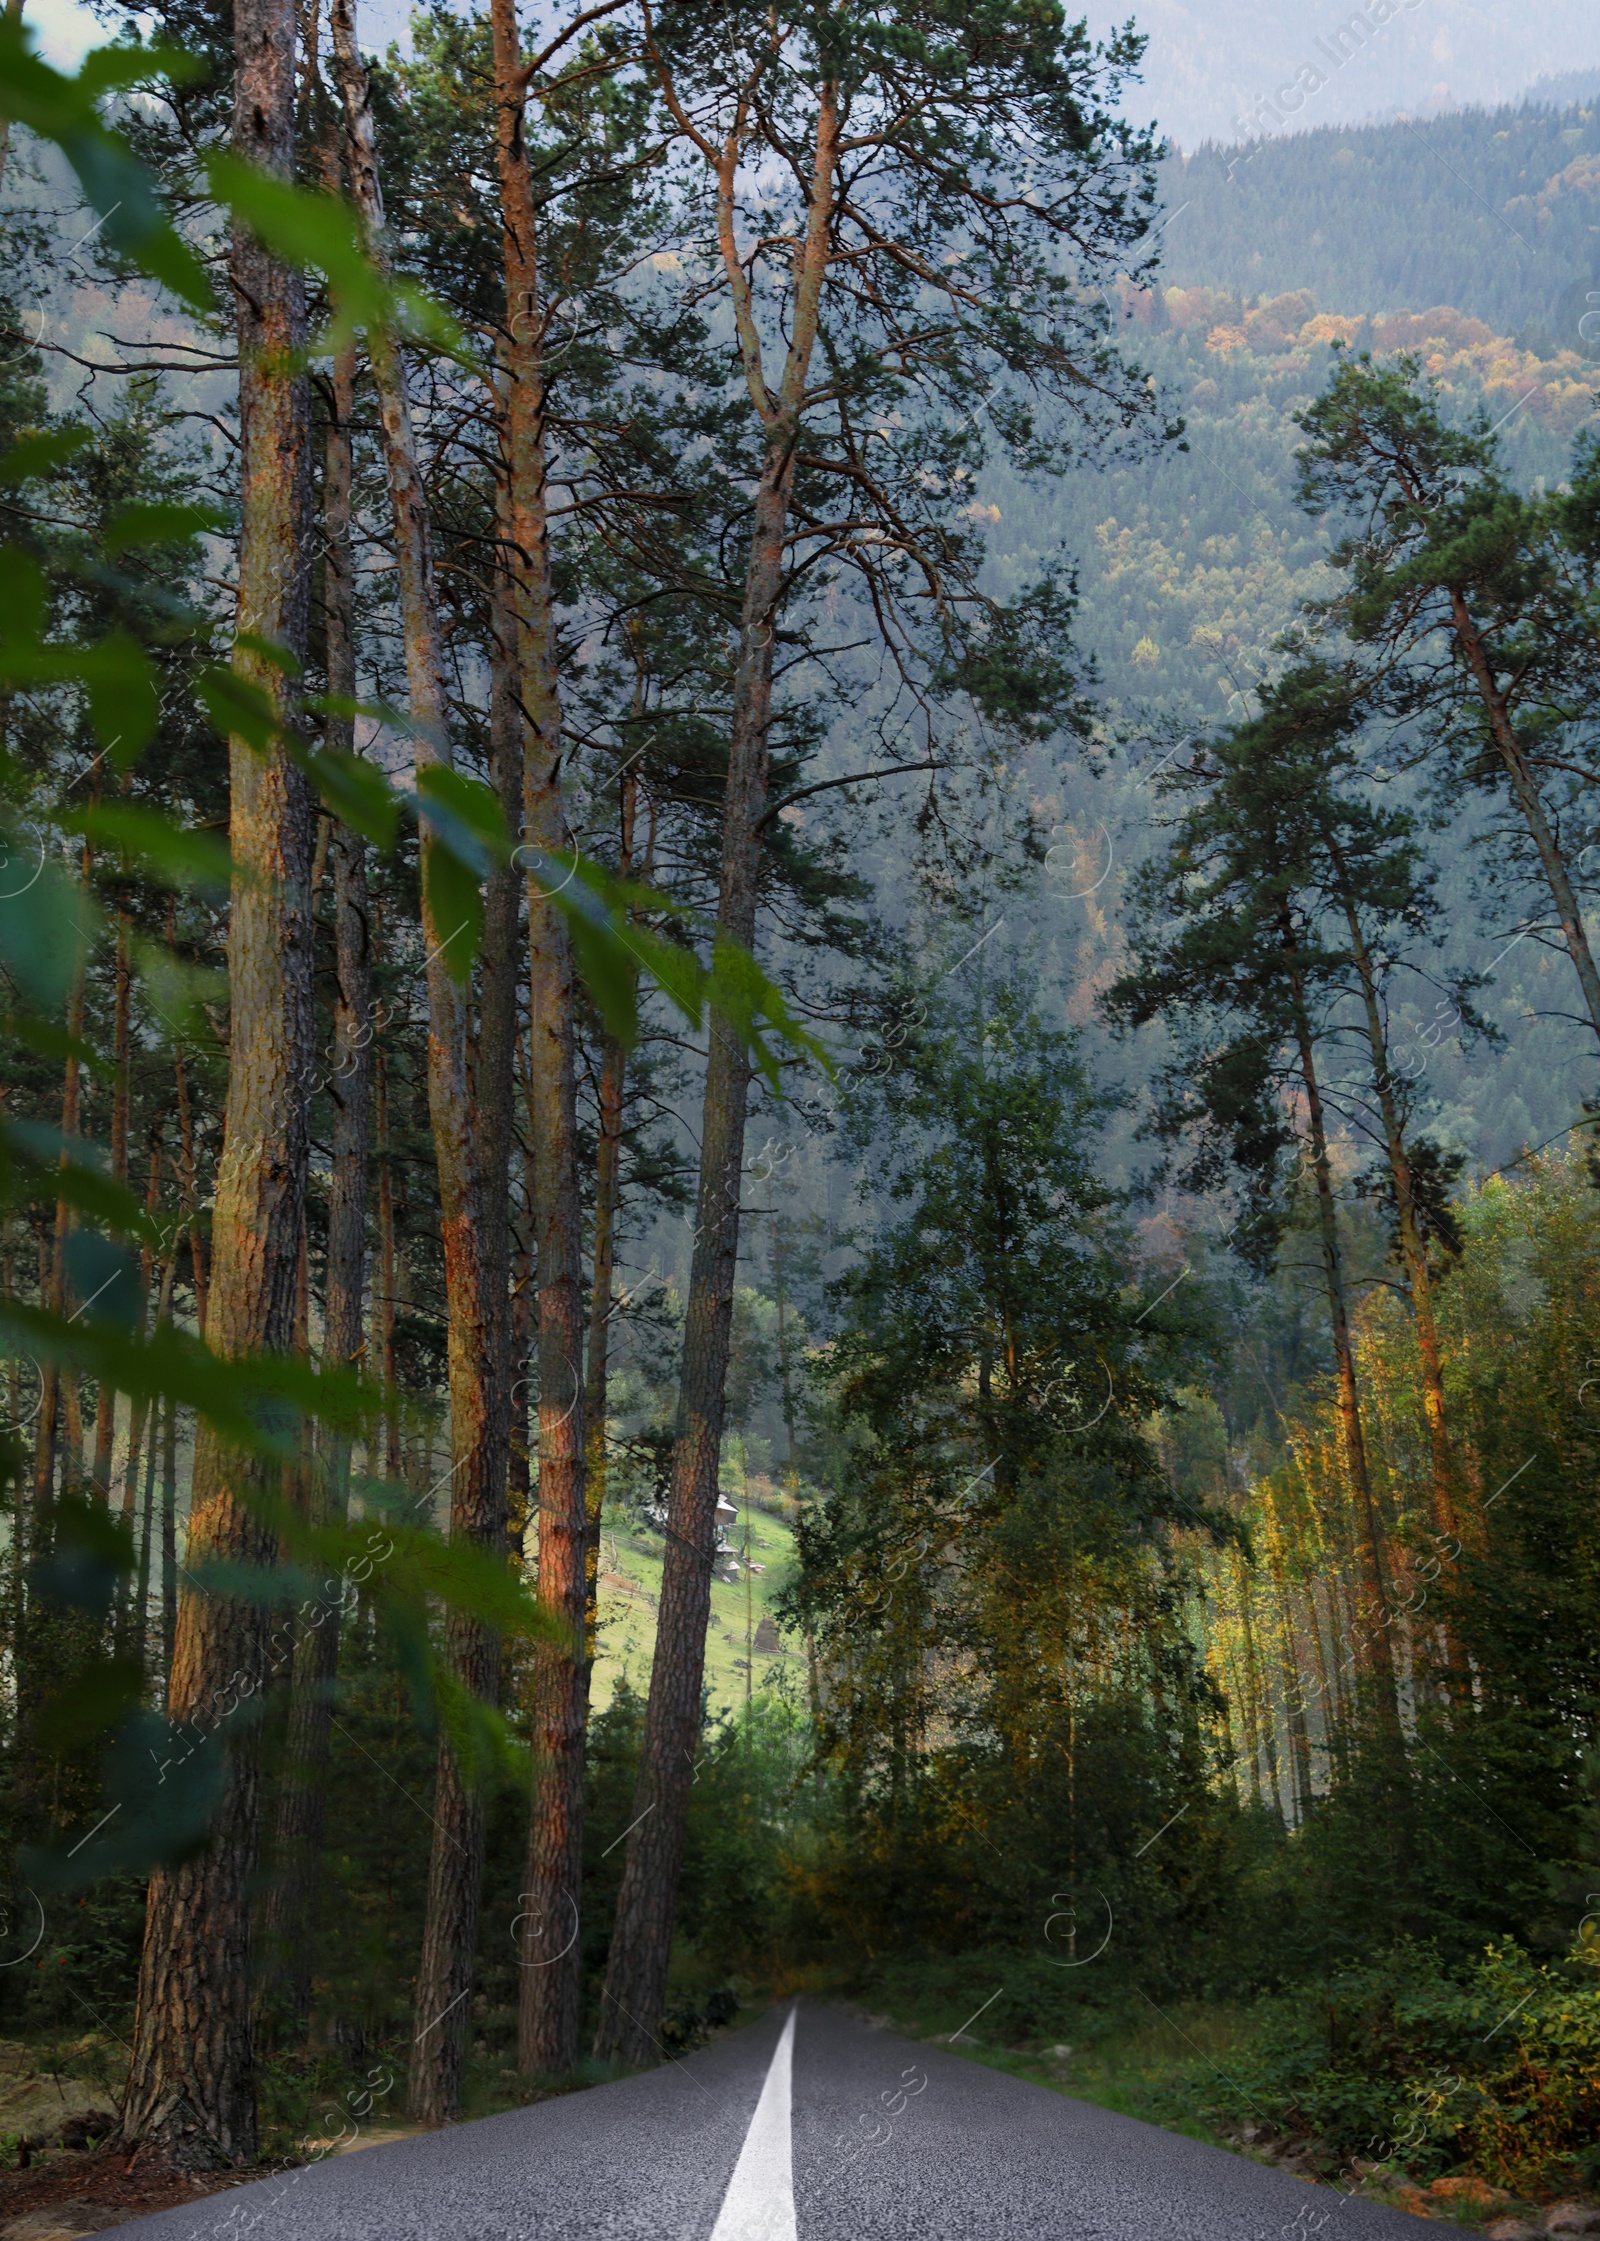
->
[[125, 2002, 1472, 2241]]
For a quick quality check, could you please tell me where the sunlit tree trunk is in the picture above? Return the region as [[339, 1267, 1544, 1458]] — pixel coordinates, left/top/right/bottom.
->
[[160, 1393, 178, 1689], [1234, 1548, 1272, 1812], [1280, 919, 1401, 1748], [582, 765, 638, 1694], [329, 0, 507, 2123], [121, 0, 315, 2160], [1328, 869, 1458, 1546], [484, 0, 588, 2080]]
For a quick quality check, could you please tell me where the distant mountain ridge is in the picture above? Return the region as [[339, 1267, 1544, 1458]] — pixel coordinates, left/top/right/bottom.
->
[[1153, 95, 1600, 342], [1521, 68, 1600, 112]]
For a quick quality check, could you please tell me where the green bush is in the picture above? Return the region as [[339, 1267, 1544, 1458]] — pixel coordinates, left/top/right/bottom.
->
[[1191, 1940, 1600, 2194]]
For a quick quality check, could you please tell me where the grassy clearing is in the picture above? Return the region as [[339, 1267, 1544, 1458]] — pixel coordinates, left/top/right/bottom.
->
[[591, 1481, 804, 1715]]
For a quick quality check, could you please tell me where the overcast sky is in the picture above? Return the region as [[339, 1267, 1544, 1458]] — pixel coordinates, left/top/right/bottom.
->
[[1083, 0, 1600, 149], [27, 0, 1600, 149]]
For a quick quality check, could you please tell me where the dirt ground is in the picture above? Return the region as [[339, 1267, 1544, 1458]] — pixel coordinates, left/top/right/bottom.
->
[[0, 2144, 244, 2237]]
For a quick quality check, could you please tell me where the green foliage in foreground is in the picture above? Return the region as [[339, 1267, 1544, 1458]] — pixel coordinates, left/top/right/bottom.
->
[[1190, 1940, 1600, 2195]]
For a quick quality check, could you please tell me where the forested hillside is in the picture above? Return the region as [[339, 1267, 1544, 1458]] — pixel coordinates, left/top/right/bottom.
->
[[2, 8, 1599, 2234]]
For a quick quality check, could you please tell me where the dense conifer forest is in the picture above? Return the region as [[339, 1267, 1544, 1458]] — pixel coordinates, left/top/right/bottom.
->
[[1, 4, 1599, 2229]]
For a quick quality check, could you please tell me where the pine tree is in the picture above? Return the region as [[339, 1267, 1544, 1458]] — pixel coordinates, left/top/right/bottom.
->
[[1104, 681, 1408, 1742], [597, 0, 1164, 2069], [120, 0, 316, 2161], [1294, 353, 1600, 1052]]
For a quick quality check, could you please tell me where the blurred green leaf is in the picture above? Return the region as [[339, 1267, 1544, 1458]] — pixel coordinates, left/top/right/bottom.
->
[[708, 929, 832, 1090], [63, 1230, 142, 1329], [73, 800, 235, 892], [130, 928, 227, 1040], [421, 826, 483, 986], [415, 763, 507, 875], [197, 660, 281, 750], [38, 1655, 146, 1751], [0, 21, 214, 312], [0, 426, 93, 484], [298, 743, 400, 848], [0, 547, 47, 644], [28, 1494, 134, 1618], [302, 688, 412, 732], [234, 629, 302, 677], [103, 499, 228, 556], [81, 629, 158, 760], [415, 766, 507, 985], [522, 851, 831, 1087], [0, 844, 90, 1009], [25, 1709, 227, 1890], [2, 1121, 165, 1246], [0, 1298, 385, 1451], [0, 1015, 98, 1068], [207, 153, 469, 366]]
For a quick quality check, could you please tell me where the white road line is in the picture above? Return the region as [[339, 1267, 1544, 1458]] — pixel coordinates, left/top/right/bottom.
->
[[709, 2004, 798, 2241]]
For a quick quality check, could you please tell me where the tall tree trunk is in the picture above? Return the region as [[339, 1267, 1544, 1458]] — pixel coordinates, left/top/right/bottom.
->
[[91, 897, 134, 1498], [1445, 589, 1600, 1045], [134, 1379, 161, 1671], [161, 1391, 178, 1689], [113, 1126, 166, 1655], [581, 764, 637, 1693], [1235, 1550, 1276, 1815], [596, 76, 841, 2067], [1266, 1523, 1312, 1821], [1279, 916, 1401, 1742], [259, 332, 370, 2045], [119, 0, 314, 2164], [582, 1038, 625, 1676], [507, 1127, 534, 1545], [329, 0, 506, 2123], [1329, 869, 1458, 1543], [485, 0, 588, 2081], [172, 1034, 209, 1333], [770, 1214, 799, 1486], [1305, 1575, 1343, 1775], [33, 841, 91, 1518], [374, 1020, 401, 1480]]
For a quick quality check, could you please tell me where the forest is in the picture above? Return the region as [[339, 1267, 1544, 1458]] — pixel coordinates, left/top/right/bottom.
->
[[0, 2, 1598, 2233]]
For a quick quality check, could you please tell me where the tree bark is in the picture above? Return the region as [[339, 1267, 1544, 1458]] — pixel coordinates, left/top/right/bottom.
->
[[1446, 588, 1600, 1046], [482, 0, 588, 2080], [172, 1032, 209, 1334], [1331, 873, 1458, 1545], [113, 1126, 166, 1655], [91, 897, 134, 1498], [583, 1013, 629, 1683], [1265, 1517, 1312, 1821], [374, 1020, 401, 1480], [160, 1391, 178, 1689], [120, 0, 315, 2162], [579, 755, 641, 1704], [259, 334, 369, 2045], [33, 840, 91, 1519], [134, 1386, 160, 1670], [1279, 914, 1400, 1740], [329, 0, 507, 2123], [1234, 1548, 1274, 1814], [595, 73, 840, 2067]]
